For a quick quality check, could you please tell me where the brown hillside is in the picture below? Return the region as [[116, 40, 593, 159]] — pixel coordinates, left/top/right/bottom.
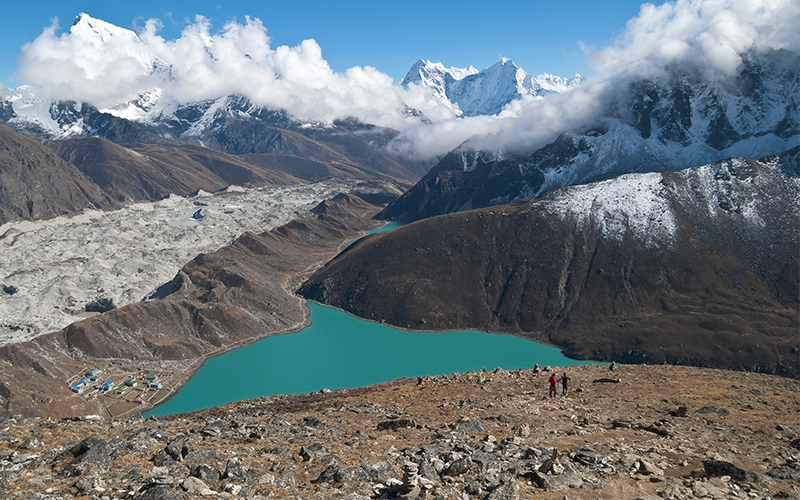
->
[[189, 119, 428, 183], [300, 158, 800, 378], [0, 125, 115, 224], [46, 139, 301, 202]]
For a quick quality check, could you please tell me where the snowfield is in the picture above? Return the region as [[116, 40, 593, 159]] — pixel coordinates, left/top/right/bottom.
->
[[531, 156, 798, 250], [0, 181, 360, 345], [541, 171, 678, 248]]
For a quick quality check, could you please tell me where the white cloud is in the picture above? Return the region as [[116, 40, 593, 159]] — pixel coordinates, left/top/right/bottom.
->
[[18, 14, 442, 129], [401, 0, 800, 156], [13, 0, 800, 159], [588, 0, 800, 79]]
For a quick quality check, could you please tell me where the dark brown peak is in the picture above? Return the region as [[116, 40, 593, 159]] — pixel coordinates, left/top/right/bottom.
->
[[379, 149, 539, 224], [310, 192, 373, 216], [0, 125, 114, 224]]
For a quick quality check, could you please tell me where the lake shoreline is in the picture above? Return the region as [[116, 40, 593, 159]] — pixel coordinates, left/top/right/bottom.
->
[[145, 301, 602, 417]]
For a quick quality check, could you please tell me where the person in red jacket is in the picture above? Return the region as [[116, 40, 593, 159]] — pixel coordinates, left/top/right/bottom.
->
[[548, 372, 557, 398]]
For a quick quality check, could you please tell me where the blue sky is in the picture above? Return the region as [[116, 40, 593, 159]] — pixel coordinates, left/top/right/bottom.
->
[[1, 0, 660, 88]]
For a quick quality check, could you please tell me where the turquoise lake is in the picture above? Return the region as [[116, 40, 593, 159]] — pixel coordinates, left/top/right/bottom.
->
[[144, 302, 598, 416], [348, 221, 403, 243]]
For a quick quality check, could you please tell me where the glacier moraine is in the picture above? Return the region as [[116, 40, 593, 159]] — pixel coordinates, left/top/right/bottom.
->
[[0, 180, 360, 345]]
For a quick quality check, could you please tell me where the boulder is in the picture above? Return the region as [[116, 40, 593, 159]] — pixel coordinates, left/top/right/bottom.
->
[[133, 483, 180, 500], [443, 457, 473, 476], [703, 459, 759, 482], [164, 440, 188, 462], [377, 418, 423, 431], [362, 460, 398, 483], [190, 464, 220, 485], [487, 479, 521, 500], [299, 442, 328, 461], [184, 449, 225, 464], [316, 463, 370, 484], [453, 416, 484, 433], [181, 476, 215, 495], [223, 457, 249, 482], [64, 436, 112, 476], [697, 406, 730, 416]]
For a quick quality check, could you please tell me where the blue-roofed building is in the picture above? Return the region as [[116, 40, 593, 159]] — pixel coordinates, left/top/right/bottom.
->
[[70, 377, 92, 393]]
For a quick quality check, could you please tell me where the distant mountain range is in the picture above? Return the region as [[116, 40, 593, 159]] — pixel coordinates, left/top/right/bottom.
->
[[382, 49, 800, 222], [2, 14, 584, 140], [0, 120, 419, 226], [0, 14, 591, 226]]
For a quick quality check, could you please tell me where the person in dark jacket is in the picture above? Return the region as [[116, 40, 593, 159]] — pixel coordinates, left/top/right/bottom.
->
[[561, 372, 570, 396]]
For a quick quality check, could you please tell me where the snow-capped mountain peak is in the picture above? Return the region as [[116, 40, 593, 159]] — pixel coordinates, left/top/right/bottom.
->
[[401, 59, 479, 87], [70, 13, 139, 47], [68, 13, 173, 82], [381, 49, 799, 224], [402, 58, 584, 117], [529, 72, 586, 93]]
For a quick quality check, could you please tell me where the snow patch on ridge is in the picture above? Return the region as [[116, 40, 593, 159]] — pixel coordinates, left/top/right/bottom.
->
[[542, 172, 677, 247], [533, 155, 795, 250]]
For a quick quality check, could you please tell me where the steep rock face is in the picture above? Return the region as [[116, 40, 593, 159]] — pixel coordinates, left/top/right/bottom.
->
[[301, 151, 800, 377], [0, 125, 115, 225], [383, 49, 800, 222], [44, 101, 166, 144]]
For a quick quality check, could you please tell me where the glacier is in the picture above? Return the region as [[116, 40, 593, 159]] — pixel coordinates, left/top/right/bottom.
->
[[0, 181, 362, 344]]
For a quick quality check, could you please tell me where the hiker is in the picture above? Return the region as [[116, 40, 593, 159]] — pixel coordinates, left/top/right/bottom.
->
[[561, 372, 570, 396], [548, 372, 557, 398]]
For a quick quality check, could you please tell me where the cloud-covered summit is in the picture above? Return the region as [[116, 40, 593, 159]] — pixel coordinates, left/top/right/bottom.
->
[[11, 0, 800, 158], [18, 13, 456, 129], [590, 0, 800, 80]]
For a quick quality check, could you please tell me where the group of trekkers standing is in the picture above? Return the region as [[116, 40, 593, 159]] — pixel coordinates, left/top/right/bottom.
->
[[548, 371, 570, 398]]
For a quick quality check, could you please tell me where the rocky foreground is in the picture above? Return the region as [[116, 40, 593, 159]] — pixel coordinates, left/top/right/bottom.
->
[[1, 364, 798, 500]]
